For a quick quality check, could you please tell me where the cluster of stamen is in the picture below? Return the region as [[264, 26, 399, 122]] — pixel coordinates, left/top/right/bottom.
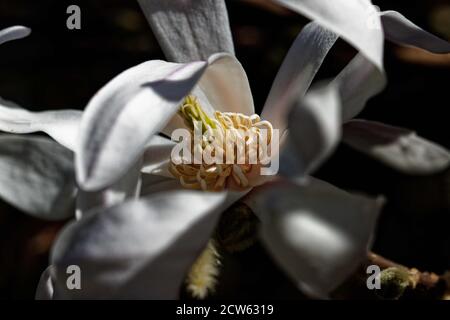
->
[[169, 95, 273, 191]]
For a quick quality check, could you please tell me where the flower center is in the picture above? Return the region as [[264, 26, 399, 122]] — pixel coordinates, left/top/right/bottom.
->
[[169, 95, 274, 191]]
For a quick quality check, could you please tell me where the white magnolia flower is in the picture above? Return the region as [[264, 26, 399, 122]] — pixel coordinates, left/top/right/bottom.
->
[[1, 0, 449, 299]]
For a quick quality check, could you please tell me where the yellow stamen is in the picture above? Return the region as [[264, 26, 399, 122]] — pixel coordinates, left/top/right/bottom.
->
[[170, 95, 274, 191], [185, 240, 220, 299]]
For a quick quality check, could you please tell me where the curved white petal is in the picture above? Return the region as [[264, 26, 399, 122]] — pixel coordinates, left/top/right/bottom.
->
[[262, 22, 338, 131], [195, 53, 255, 116], [35, 266, 55, 300], [332, 54, 386, 122], [160, 53, 255, 135], [160, 113, 191, 138], [280, 83, 341, 178], [272, 0, 384, 70], [381, 11, 450, 53], [138, 0, 234, 63], [0, 26, 31, 46], [1, 26, 80, 151], [0, 135, 76, 220], [331, 11, 450, 123], [343, 120, 450, 175], [76, 159, 142, 220], [0, 102, 81, 151], [50, 190, 227, 299], [77, 59, 208, 191], [254, 178, 383, 297], [141, 135, 175, 177], [78, 53, 254, 191]]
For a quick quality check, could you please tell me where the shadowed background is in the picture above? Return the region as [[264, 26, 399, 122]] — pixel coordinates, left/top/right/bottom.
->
[[0, 0, 449, 299]]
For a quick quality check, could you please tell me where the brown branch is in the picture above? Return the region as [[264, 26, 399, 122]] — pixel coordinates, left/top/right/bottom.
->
[[333, 252, 449, 299], [367, 252, 407, 270], [367, 252, 443, 290]]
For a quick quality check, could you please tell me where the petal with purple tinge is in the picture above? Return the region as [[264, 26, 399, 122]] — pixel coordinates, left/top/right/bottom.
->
[[141, 135, 175, 177], [332, 54, 386, 122], [255, 178, 383, 297], [280, 83, 341, 178], [75, 158, 142, 220], [381, 11, 450, 53], [50, 190, 227, 299], [343, 120, 450, 175], [0, 102, 81, 151], [76, 59, 207, 191], [271, 0, 384, 70]]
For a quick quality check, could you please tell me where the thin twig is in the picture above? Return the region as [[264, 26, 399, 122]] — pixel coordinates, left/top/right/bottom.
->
[[367, 251, 448, 298]]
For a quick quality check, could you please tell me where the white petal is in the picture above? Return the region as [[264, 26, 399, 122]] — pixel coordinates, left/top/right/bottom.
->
[[255, 178, 383, 297], [381, 11, 450, 53], [197, 53, 255, 115], [330, 10, 450, 123], [0, 102, 81, 151], [76, 159, 142, 220], [262, 22, 338, 131], [272, 0, 384, 70], [280, 83, 341, 178], [160, 113, 191, 138], [77, 59, 208, 191], [0, 135, 76, 220], [332, 54, 386, 122], [0, 26, 31, 46], [161, 54, 255, 135], [343, 120, 450, 175], [50, 190, 227, 299], [0, 26, 80, 151], [137, 0, 234, 62], [35, 266, 55, 300], [141, 135, 175, 177]]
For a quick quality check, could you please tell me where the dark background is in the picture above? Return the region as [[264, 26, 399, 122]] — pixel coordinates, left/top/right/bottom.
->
[[0, 0, 449, 299]]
